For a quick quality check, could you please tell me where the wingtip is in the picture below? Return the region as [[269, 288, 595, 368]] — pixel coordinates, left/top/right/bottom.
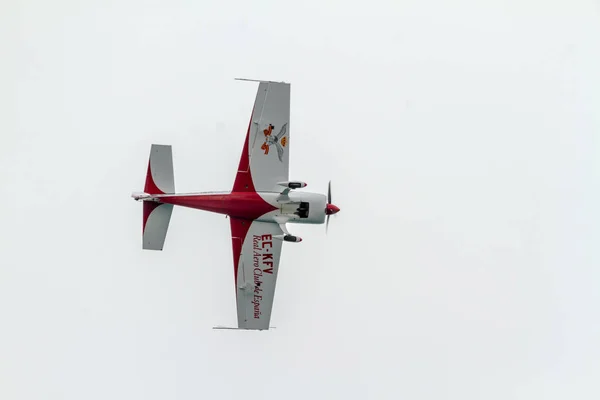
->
[[234, 77, 289, 84]]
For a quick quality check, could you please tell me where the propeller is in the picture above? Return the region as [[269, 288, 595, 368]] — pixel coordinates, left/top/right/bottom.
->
[[326, 180, 331, 233], [325, 180, 340, 233]]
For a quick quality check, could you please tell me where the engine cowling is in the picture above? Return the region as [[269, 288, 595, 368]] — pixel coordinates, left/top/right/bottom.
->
[[277, 181, 307, 189]]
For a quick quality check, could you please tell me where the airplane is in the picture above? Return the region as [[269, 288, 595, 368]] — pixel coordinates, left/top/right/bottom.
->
[[131, 78, 341, 330]]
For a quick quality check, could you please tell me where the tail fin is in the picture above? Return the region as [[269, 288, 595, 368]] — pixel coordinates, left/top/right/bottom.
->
[[142, 144, 175, 251]]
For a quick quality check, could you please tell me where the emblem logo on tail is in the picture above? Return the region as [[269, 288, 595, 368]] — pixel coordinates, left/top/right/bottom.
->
[[260, 123, 288, 162]]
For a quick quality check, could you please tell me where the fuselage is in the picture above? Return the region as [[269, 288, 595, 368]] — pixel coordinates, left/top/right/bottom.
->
[[153, 190, 328, 225]]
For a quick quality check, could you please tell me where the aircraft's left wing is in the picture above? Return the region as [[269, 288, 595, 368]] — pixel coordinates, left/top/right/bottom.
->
[[230, 217, 284, 330], [233, 80, 290, 193]]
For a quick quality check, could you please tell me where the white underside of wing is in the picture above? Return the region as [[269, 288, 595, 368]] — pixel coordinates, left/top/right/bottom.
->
[[235, 220, 284, 330], [247, 81, 291, 192]]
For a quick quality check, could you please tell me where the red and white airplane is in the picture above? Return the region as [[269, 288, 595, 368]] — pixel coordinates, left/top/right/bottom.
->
[[132, 79, 340, 330]]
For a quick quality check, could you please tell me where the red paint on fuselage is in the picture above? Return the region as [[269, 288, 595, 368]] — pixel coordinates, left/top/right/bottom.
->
[[159, 191, 276, 298], [158, 192, 277, 221]]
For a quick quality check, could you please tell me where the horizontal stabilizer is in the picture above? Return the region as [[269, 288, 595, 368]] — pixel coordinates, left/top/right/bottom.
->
[[141, 144, 175, 250], [145, 144, 175, 194], [143, 202, 173, 250]]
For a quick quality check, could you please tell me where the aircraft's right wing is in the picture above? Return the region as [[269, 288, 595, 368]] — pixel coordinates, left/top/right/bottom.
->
[[230, 217, 284, 330]]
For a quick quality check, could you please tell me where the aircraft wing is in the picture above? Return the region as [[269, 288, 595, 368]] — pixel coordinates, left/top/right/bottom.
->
[[230, 217, 284, 330], [233, 81, 291, 193]]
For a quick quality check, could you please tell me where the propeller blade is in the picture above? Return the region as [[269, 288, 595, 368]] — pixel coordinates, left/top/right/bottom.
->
[[326, 180, 333, 234]]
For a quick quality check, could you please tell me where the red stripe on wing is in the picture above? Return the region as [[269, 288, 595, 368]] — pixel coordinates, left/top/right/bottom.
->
[[232, 107, 256, 193]]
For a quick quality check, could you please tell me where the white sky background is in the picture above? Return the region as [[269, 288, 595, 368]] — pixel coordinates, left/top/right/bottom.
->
[[1, 0, 599, 398]]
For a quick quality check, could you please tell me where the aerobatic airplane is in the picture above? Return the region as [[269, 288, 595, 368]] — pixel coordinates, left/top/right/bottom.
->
[[131, 79, 341, 330]]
